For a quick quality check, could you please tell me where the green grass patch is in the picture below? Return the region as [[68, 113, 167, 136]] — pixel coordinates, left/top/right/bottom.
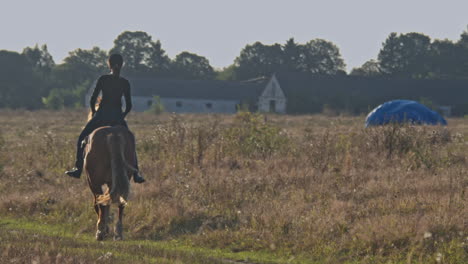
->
[[0, 217, 317, 264]]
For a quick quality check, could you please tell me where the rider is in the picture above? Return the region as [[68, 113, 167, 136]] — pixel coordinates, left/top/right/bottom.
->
[[65, 53, 145, 183]]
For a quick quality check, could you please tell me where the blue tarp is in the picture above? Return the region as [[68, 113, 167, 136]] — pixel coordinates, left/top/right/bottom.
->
[[365, 100, 447, 127]]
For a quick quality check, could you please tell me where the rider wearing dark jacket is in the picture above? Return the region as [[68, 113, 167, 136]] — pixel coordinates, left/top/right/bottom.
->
[[65, 54, 145, 183]]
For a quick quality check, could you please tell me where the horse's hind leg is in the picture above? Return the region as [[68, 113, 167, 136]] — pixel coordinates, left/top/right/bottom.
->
[[96, 204, 109, 241], [114, 204, 124, 240], [91, 185, 103, 216], [93, 197, 99, 216]]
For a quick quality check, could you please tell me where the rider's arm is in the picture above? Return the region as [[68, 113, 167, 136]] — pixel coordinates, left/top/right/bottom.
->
[[123, 80, 132, 118], [90, 77, 103, 114]]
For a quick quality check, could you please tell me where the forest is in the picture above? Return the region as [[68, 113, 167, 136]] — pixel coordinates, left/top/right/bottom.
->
[[1, 29, 468, 110]]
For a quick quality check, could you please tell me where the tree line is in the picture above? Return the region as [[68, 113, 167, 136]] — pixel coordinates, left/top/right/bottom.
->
[[0, 28, 467, 110]]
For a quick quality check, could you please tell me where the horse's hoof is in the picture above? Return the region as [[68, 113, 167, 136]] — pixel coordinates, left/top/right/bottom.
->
[[114, 223, 123, 241], [96, 230, 105, 241]]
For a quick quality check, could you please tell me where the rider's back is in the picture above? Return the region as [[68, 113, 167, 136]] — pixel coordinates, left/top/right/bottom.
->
[[92, 75, 131, 121]]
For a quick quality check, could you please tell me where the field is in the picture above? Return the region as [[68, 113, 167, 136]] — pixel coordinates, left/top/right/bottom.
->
[[0, 110, 466, 263]]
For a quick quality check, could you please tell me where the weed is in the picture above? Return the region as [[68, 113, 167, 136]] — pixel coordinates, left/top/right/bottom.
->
[[0, 110, 466, 263]]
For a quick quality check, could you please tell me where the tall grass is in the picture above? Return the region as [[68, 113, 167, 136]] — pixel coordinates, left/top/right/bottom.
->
[[0, 110, 466, 263]]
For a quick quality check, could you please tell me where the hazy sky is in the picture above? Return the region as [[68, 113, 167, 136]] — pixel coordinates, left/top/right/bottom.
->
[[1, 0, 467, 71]]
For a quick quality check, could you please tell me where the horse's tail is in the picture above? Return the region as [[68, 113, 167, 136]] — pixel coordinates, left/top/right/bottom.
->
[[96, 131, 136, 206]]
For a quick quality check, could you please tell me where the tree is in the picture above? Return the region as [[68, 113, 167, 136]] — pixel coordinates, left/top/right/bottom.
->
[[453, 27, 468, 78], [234, 42, 284, 80], [378, 32, 431, 77], [451, 26, 468, 78], [54, 47, 108, 88], [171, 51, 215, 80], [0, 51, 43, 109], [147, 40, 171, 75], [458, 26, 468, 48], [22, 44, 55, 73], [109, 31, 170, 76], [233, 39, 346, 80], [350, 59, 381, 76], [282, 38, 303, 72], [216, 64, 237, 80], [42, 47, 107, 109], [21, 44, 56, 97], [300, 39, 346, 75], [427, 39, 468, 79], [64, 47, 108, 74]]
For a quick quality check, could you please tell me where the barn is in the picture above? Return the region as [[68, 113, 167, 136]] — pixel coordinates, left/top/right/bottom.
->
[[85, 77, 288, 114], [85, 73, 468, 116]]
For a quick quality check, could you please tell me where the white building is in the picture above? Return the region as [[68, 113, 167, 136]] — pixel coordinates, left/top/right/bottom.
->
[[257, 74, 287, 113], [85, 76, 288, 114]]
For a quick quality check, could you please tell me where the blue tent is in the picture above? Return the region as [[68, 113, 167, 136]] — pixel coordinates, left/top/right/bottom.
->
[[365, 100, 447, 127]]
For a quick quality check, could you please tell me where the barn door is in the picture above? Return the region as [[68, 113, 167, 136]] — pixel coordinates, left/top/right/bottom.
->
[[269, 100, 276, 113]]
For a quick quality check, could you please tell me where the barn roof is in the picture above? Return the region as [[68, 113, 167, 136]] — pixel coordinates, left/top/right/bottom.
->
[[127, 78, 267, 101]]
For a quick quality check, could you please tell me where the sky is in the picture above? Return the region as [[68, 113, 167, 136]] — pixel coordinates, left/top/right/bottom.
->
[[1, 0, 467, 71]]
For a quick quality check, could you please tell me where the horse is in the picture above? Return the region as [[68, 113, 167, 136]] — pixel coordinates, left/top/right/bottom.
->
[[83, 98, 138, 240]]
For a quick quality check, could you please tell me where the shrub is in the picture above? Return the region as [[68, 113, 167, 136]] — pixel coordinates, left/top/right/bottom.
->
[[223, 112, 288, 158], [149, 96, 164, 115], [42, 87, 85, 109]]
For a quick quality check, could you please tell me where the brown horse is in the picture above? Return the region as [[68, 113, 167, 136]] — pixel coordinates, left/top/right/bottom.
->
[[84, 125, 137, 241]]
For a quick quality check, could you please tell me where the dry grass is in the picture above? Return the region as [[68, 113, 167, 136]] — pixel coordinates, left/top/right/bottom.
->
[[0, 109, 466, 263]]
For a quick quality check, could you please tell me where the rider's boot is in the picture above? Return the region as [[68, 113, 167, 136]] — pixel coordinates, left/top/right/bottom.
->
[[66, 166, 82, 179], [132, 153, 145, 183], [133, 171, 145, 183], [66, 142, 85, 179]]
